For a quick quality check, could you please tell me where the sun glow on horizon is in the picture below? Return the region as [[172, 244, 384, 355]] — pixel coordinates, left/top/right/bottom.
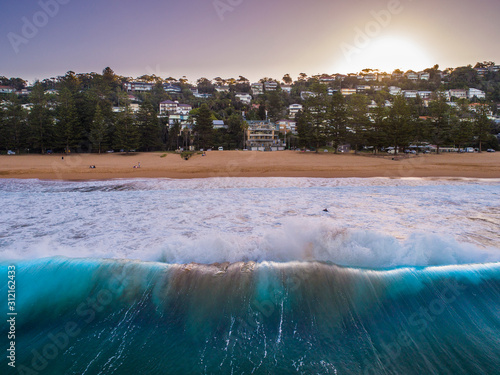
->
[[334, 36, 434, 74]]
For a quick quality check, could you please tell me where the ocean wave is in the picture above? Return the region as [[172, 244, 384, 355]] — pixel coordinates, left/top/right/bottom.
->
[[1, 258, 499, 374]]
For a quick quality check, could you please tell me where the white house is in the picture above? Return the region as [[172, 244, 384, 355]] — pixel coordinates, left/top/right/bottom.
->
[[403, 90, 418, 99], [177, 104, 192, 115], [159, 101, 192, 115], [406, 72, 419, 81], [449, 89, 467, 100], [235, 93, 252, 105], [281, 85, 292, 94], [389, 86, 402, 95], [418, 72, 431, 80], [418, 91, 433, 99], [468, 88, 486, 100], [213, 120, 227, 129], [288, 104, 303, 118], [124, 82, 154, 92], [251, 83, 264, 95], [264, 81, 278, 91]]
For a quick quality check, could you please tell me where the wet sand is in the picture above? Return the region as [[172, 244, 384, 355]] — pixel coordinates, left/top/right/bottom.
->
[[0, 151, 499, 180]]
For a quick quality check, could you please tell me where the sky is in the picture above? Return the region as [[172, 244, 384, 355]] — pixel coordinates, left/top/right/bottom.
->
[[1, 0, 500, 84]]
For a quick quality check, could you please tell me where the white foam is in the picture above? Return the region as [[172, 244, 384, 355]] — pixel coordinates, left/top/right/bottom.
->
[[0, 178, 499, 267]]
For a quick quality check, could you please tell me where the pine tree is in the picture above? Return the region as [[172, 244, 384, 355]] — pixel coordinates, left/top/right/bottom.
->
[[89, 104, 108, 154], [28, 82, 53, 153], [56, 88, 80, 153], [114, 108, 139, 152], [194, 103, 214, 149], [137, 101, 161, 151]]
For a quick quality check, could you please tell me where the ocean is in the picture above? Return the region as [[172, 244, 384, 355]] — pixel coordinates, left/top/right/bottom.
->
[[1, 177, 499, 374]]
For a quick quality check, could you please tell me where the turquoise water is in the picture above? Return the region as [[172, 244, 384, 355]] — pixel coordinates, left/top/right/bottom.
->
[[1, 258, 499, 374]]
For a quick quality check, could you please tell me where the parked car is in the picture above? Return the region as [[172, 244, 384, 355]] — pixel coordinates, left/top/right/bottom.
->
[[218, 147, 223, 151], [487, 149, 496, 153], [46, 150, 53, 154], [7, 150, 15, 155]]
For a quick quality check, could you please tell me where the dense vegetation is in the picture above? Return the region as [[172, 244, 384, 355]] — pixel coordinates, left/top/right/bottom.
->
[[0, 63, 499, 154]]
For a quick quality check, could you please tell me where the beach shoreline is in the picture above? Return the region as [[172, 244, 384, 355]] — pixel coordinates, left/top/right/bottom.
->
[[0, 151, 499, 180]]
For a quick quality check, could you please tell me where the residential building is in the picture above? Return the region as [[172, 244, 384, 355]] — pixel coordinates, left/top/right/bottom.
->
[[264, 81, 278, 91], [168, 114, 191, 126], [215, 86, 230, 93], [418, 72, 430, 80], [212, 120, 227, 130], [341, 88, 356, 96], [418, 91, 433, 99], [288, 104, 303, 118], [406, 72, 419, 81], [327, 87, 339, 96], [160, 100, 178, 114], [468, 88, 486, 100], [163, 84, 182, 94], [356, 85, 370, 93], [389, 86, 402, 95], [489, 65, 500, 72], [177, 104, 192, 115], [159, 100, 192, 115], [277, 119, 297, 134], [124, 82, 154, 92], [449, 89, 467, 100], [403, 90, 418, 99], [377, 74, 391, 82], [364, 74, 377, 81], [475, 68, 489, 77], [245, 120, 280, 150], [281, 85, 292, 94], [319, 75, 336, 83], [0, 86, 15, 94], [251, 83, 264, 95], [235, 93, 252, 105]]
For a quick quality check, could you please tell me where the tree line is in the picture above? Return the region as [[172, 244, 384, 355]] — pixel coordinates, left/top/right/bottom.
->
[[1, 65, 499, 154], [296, 83, 498, 153], [0, 69, 246, 154]]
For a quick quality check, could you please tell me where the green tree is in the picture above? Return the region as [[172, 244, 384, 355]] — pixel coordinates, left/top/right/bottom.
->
[[347, 94, 370, 154], [326, 93, 348, 153], [428, 95, 452, 153], [387, 95, 414, 153], [89, 104, 109, 153], [282, 74, 292, 85], [28, 82, 54, 153], [2, 96, 28, 153], [114, 108, 139, 152], [56, 88, 80, 153], [473, 105, 493, 152], [168, 120, 181, 150], [137, 101, 161, 151], [226, 114, 244, 149], [194, 103, 214, 149]]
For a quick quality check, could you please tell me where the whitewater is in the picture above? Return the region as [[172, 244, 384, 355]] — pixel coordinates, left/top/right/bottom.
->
[[1, 177, 499, 374]]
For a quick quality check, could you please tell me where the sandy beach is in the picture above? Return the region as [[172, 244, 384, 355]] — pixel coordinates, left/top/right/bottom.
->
[[0, 151, 499, 180]]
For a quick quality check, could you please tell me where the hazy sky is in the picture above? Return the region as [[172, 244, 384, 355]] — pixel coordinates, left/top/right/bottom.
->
[[2, 0, 500, 83]]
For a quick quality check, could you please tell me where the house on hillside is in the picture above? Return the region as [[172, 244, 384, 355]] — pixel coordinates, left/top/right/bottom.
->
[[245, 120, 280, 150]]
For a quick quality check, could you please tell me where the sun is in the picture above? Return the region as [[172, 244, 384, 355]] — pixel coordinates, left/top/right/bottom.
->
[[334, 36, 433, 74]]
